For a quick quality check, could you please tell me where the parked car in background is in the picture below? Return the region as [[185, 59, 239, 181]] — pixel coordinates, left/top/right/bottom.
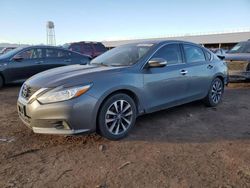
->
[[17, 40, 228, 140], [210, 48, 227, 56], [0, 47, 16, 55], [63, 41, 107, 58], [225, 40, 250, 80], [0, 45, 91, 88]]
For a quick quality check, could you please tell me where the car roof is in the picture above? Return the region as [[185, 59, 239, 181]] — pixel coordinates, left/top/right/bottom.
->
[[66, 41, 104, 45], [10, 45, 91, 58], [123, 40, 203, 47], [21, 45, 66, 49], [239, 40, 250, 44], [14, 45, 77, 52]]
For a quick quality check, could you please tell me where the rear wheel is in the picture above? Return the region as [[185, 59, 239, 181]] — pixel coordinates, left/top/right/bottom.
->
[[0, 76, 3, 89], [246, 63, 250, 71], [98, 93, 137, 140], [246, 63, 250, 82], [204, 77, 224, 107]]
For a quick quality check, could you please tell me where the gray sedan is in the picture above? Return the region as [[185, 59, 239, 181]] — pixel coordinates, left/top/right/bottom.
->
[[17, 40, 228, 140]]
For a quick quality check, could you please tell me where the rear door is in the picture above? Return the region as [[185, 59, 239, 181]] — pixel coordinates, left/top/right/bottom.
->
[[42, 48, 69, 70], [143, 43, 189, 112], [181, 43, 214, 99], [6, 48, 44, 82]]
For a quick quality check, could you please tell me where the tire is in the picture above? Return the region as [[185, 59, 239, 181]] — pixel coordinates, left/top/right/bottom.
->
[[246, 63, 250, 71], [204, 77, 224, 107], [97, 93, 137, 140], [246, 63, 250, 82], [0, 76, 3, 89]]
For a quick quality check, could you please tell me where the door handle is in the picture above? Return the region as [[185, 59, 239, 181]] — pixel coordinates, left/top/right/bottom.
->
[[180, 70, 188, 75], [207, 64, 213, 69], [35, 61, 43, 64], [64, 59, 72, 62]]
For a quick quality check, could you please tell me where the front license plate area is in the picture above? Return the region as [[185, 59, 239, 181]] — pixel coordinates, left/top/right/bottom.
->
[[18, 103, 26, 117]]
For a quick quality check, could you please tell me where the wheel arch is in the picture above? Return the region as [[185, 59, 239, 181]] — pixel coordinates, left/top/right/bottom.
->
[[212, 73, 227, 85], [98, 88, 142, 114], [94, 88, 142, 131], [0, 72, 5, 85], [216, 75, 224, 83]]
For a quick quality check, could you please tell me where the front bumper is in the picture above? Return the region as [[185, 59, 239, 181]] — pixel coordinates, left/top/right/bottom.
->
[[226, 60, 250, 81], [228, 70, 250, 81], [17, 93, 99, 135]]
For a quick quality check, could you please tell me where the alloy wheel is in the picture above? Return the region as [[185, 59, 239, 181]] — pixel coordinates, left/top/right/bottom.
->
[[105, 100, 133, 135], [211, 79, 223, 104]]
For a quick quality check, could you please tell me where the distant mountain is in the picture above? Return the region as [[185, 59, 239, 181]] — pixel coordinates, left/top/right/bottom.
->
[[0, 43, 30, 48]]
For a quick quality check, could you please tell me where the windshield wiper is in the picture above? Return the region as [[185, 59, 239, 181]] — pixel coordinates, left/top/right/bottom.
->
[[91, 62, 109, 67], [109, 64, 129, 67]]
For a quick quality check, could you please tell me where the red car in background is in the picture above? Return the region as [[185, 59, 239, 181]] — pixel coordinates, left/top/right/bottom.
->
[[63, 42, 107, 58]]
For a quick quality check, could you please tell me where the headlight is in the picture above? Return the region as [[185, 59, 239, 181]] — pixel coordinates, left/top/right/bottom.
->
[[37, 84, 92, 104]]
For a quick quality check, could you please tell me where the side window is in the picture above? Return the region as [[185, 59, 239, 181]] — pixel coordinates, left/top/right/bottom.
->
[[45, 49, 68, 58], [45, 49, 57, 58], [152, 44, 183, 65], [57, 50, 69, 58], [17, 48, 43, 60], [183, 44, 206, 63]]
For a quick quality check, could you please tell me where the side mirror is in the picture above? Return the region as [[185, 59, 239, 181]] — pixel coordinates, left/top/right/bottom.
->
[[147, 58, 167, 68], [217, 55, 225, 60], [12, 55, 23, 62]]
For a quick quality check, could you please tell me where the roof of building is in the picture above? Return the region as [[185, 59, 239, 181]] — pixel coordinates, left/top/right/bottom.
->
[[102, 31, 250, 47]]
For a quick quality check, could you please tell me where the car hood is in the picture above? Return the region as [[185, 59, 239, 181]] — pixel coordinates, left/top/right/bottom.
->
[[0, 56, 8, 62], [26, 64, 124, 88], [225, 53, 250, 61]]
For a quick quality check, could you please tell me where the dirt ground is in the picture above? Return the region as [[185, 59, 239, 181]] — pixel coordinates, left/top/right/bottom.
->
[[0, 83, 250, 188]]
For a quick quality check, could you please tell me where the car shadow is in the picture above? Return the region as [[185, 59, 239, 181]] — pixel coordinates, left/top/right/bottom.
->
[[0, 83, 22, 90], [124, 100, 250, 143]]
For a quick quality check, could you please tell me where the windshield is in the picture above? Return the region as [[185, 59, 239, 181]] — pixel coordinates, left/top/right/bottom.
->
[[90, 43, 154, 66], [0, 47, 24, 59], [228, 42, 250, 54], [62, 43, 70, 49]]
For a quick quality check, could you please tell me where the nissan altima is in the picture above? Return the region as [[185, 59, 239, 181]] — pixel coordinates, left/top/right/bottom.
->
[[17, 40, 228, 140]]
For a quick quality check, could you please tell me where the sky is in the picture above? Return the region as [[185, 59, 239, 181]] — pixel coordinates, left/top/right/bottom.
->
[[0, 0, 250, 45]]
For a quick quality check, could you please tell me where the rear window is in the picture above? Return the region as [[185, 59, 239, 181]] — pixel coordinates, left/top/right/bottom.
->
[[82, 44, 93, 53], [204, 50, 212, 61]]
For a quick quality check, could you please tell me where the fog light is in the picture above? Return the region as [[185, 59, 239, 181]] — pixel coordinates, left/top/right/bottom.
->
[[53, 121, 70, 130]]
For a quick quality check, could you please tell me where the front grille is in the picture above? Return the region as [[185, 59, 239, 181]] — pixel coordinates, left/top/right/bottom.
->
[[21, 84, 40, 100]]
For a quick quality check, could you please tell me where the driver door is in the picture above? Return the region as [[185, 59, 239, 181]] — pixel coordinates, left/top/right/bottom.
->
[[143, 43, 189, 112]]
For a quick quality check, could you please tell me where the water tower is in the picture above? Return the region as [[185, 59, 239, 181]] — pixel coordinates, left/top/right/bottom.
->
[[46, 21, 56, 46]]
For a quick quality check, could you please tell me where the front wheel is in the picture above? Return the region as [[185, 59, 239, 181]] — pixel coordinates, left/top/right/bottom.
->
[[204, 78, 224, 107], [0, 76, 3, 89], [97, 93, 137, 140]]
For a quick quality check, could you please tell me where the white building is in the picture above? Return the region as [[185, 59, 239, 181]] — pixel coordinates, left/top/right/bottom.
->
[[102, 30, 250, 49]]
